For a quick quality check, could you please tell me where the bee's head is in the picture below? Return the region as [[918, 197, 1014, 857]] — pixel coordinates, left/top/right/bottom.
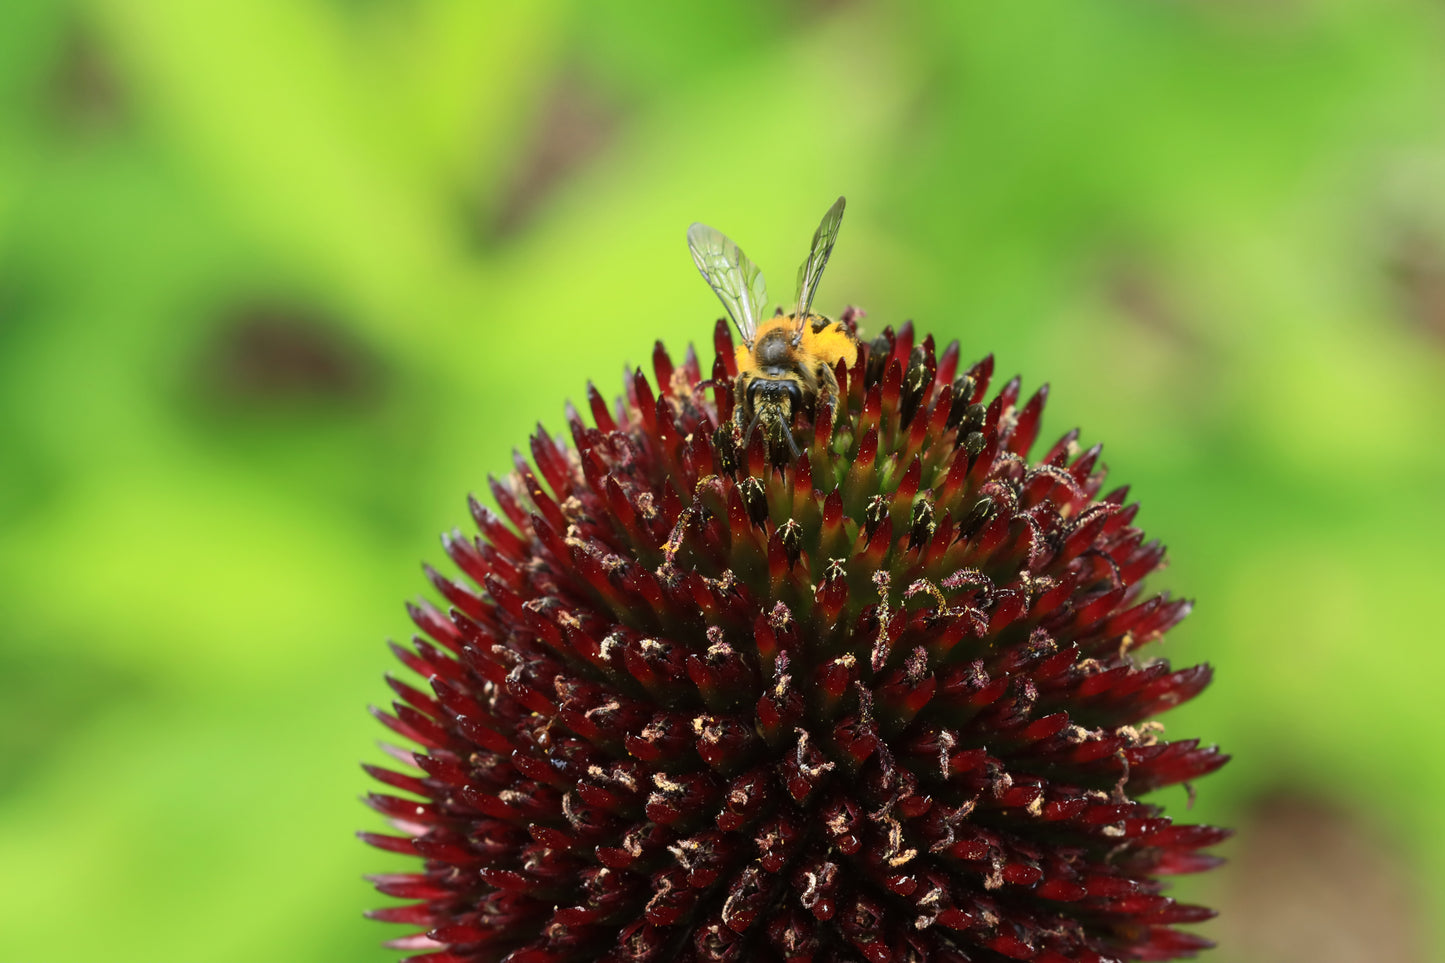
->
[[756, 340, 790, 369]]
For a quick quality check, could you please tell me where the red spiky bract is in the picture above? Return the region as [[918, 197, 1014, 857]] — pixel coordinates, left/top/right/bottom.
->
[[363, 320, 1229, 963]]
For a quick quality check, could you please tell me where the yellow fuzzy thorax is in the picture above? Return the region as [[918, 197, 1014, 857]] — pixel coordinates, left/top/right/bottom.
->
[[734, 314, 859, 374]]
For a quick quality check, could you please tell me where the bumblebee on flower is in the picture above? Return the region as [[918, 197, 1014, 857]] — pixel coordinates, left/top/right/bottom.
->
[[689, 197, 858, 458]]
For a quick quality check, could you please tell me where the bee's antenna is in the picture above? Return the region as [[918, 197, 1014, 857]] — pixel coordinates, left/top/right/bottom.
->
[[741, 410, 763, 450], [780, 420, 802, 459]]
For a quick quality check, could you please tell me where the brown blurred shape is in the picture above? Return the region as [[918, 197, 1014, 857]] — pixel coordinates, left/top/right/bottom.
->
[[1101, 254, 1201, 349], [484, 69, 620, 242], [1386, 223, 1445, 346], [49, 20, 127, 134], [199, 304, 382, 406], [1215, 792, 1426, 963]]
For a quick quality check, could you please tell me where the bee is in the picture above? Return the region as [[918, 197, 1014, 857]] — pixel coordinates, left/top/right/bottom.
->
[[688, 196, 860, 457]]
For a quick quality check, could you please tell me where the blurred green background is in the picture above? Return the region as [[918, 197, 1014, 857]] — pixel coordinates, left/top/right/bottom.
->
[[2, 1, 1443, 961]]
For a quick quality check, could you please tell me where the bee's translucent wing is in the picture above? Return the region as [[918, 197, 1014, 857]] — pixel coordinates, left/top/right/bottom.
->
[[794, 196, 846, 324], [688, 222, 768, 346]]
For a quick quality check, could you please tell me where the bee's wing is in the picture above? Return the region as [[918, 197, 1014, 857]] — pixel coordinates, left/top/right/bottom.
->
[[793, 196, 846, 325], [688, 222, 767, 347]]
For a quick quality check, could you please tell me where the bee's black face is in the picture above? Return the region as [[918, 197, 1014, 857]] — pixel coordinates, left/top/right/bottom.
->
[[747, 377, 805, 419], [742, 377, 807, 458]]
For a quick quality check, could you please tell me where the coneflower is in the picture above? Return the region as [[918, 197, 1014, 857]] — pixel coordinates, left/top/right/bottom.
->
[[362, 313, 1228, 963]]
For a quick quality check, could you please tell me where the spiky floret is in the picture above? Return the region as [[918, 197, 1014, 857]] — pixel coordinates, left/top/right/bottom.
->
[[363, 319, 1230, 963]]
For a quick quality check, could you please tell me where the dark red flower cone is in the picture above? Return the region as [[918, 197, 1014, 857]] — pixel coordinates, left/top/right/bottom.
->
[[362, 319, 1229, 963]]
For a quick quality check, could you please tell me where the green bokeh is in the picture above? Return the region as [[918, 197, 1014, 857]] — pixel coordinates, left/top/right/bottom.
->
[[2, 1, 1443, 960]]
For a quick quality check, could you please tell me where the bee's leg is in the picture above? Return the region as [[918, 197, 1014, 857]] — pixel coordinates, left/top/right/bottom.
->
[[812, 361, 841, 410], [734, 407, 757, 439], [732, 373, 752, 430]]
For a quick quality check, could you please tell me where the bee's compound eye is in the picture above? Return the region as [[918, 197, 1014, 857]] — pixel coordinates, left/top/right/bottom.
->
[[747, 380, 765, 405], [785, 381, 804, 408]]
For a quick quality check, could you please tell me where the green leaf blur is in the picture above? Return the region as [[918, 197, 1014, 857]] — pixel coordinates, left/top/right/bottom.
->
[[1, 1, 1442, 960]]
